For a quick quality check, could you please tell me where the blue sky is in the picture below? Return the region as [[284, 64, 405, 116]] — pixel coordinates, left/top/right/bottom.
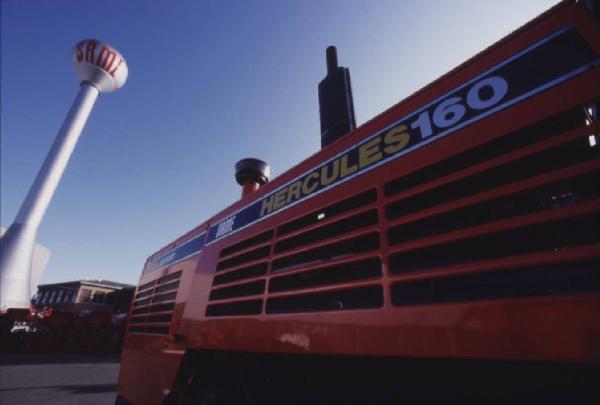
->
[[1, 0, 558, 285]]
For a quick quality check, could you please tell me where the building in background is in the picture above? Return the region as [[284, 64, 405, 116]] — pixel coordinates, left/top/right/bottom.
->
[[35, 279, 134, 313]]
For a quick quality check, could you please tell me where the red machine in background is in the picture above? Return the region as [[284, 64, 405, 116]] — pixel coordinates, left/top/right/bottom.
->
[[1, 306, 127, 353], [117, 1, 600, 403], [1, 280, 134, 353]]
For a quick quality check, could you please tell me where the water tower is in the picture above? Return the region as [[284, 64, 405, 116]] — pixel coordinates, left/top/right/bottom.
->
[[0, 40, 128, 309]]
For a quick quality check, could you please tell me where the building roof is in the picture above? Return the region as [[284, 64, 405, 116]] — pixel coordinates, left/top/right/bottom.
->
[[38, 279, 135, 290]]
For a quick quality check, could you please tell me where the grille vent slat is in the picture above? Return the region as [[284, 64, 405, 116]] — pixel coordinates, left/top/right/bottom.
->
[[206, 299, 263, 317], [158, 271, 182, 285], [277, 188, 377, 236], [387, 137, 598, 219], [269, 258, 382, 293], [266, 285, 383, 314], [388, 170, 600, 245], [149, 303, 175, 313], [134, 297, 151, 306], [135, 289, 154, 300], [155, 280, 180, 294], [132, 307, 149, 315], [145, 326, 170, 335], [153, 291, 177, 303], [138, 280, 156, 292], [389, 212, 600, 274], [216, 245, 271, 272], [147, 314, 172, 323], [212, 262, 268, 286], [272, 232, 380, 273], [209, 280, 266, 301], [220, 230, 274, 258], [384, 106, 586, 197], [274, 209, 378, 254], [391, 259, 600, 306]]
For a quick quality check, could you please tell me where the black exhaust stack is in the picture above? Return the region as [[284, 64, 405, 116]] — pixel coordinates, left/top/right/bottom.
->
[[318, 46, 356, 149]]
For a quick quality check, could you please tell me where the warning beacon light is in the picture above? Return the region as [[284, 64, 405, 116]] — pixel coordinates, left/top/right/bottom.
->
[[0, 39, 127, 309]]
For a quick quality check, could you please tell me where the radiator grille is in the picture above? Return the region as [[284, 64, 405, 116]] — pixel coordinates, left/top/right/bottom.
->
[[208, 189, 382, 317], [386, 104, 600, 306], [206, 231, 275, 317], [128, 271, 182, 335], [270, 187, 380, 318], [206, 105, 599, 318]]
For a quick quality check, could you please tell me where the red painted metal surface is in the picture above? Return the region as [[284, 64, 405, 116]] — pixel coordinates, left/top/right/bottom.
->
[[241, 181, 261, 198], [118, 2, 600, 403]]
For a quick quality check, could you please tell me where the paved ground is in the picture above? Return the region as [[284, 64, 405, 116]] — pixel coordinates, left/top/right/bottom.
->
[[0, 353, 120, 405]]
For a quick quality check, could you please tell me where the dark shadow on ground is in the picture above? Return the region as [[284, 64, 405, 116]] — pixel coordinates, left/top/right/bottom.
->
[[0, 383, 117, 394], [0, 352, 121, 365]]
